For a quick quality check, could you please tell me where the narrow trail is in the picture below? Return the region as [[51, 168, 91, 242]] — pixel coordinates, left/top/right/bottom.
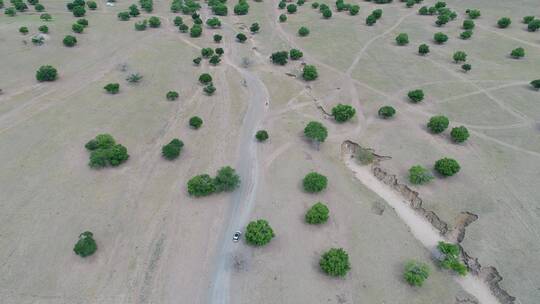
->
[[343, 156, 500, 304]]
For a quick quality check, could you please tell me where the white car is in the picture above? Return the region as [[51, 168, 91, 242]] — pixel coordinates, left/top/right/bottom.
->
[[233, 231, 242, 242]]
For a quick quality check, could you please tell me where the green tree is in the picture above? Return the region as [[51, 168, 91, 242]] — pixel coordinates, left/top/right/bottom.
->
[[215, 47, 224, 56], [434, 158, 460, 176], [497, 17, 511, 28], [36, 65, 58, 81], [436, 14, 449, 26], [450, 126, 469, 143], [35, 3, 45, 11], [303, 172, 328, 193], [209, 55, 221, 65], [270, 51, 288, 65], [462, 19, 474, 30], [129, 4, 140, 16], [462, 63, 471, 72], [38, 25, 48, 33], [118, 11, 130, 21], [302, 65, 318, 81], [304, 121, 327, 144], [311, 2, 319, 8], [189, 116, 203, 129], [201, 47, 214, 58], [40, 13, 52, 21], [87, 0, 97, 9], [466, 9, 480, 19], [250, 22, 260, 33], [372, 8, 382, 19], [214, 166, 241, 192], [134, 19, 147, 31], [287, 3, 297, 13], [278, 1, 286, 9], [104, 83, 120, 94], [166, 91, 179, 100], [453, 51, 467, 63], [349, 4, 359, 15], [190, 24, 203, 37], [236, 33, 247, 42], [433, 32, 448, 44], [213, 34, 222, 43], [322, 8, 332, 18], [206, 17, 221, 28], [530, 79, 540, 90], [19, 26, 28, 34], [418, 43, 429, 55], [289, 49, 303, 60], [204, 84, 216, 95], [460, 30, 472, 40], [187, 174, 216, 196], [408, 165, 433, 184], [331, 104, 356, 122], [437, 241, 468, 275], [234, 0, 249, 15], [510, 47, 525, 59], [72, 23, 84, 33], [305, 202, 329, 224], [199, 73, 212, 84], [407, 89, 424, 103], [5, 7, 16, 16], [279, 14, 287, 22], [319, 248, 351, 277], [522, 16, 535, 24], [427, 115, 449, 133], [173, 16, 183, 26], [162, 138, 184, 160], [245, 219, 275, 246], [366, 14, 376, 26], [255, 130, 269, 142], [72, 5, 85, 17], [193, 57, 202, 65], [77, 18, 88, 27], [395, 33, 409, 45], [73, 231, 97, 257], [212, 3, 227, 15], [298, 26, 310, 36], [179, 23, 189, 33], [378, 106, 396, 119], [404, 261, 430, 287], [148, 16, 161, 27]]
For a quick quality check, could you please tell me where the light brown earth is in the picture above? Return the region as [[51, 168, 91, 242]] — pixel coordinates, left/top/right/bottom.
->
[[0, 0, 539, 303]]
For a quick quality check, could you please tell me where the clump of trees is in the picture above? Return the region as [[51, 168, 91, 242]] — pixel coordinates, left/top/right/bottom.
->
[[450, 126, 469, 143], [378, 106, 396, 119], [187, 166, 241, 196], [305, 202, 329, 224], [303, 172, 328, 193], [331, 104, 356, 122], [319, 248, 351, 277], [395, 33, 409, 45], [302, 65, 318, 80], [36, 65, 58, 81], [104, 83, 120, 94], [304, 121, 327, 146], [403, 260, 430, 286], [408, 89, 424, 103], [162, 138, 184, 160], [189, 116, 203, 129], [85, 134, 129, 168], [436, 241, 468, 275], [433, 32, 448, 44], [497, 17, 511, 28], [73, 231, 97, 257], [434, 158, 460, 176], [510, 47, 525, 59], [427, 115, 449, 133], [255, 130, 269, 142], [409, 165, 433, 185], [245, 219, 275, 246]]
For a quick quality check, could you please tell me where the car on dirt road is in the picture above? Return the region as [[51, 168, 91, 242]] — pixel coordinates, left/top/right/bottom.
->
[[233, 231, 242, 242]]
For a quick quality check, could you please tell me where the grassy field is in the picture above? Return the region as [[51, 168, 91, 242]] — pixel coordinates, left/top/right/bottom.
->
[[1, 0, 539, 303]]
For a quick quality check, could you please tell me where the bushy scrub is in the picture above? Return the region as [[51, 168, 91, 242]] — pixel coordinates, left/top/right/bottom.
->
[[510, 47, 525, 59], [85, 134, 129, 168], [304, 121, 327, 144], [303, 172, 328, 193], [434, 158, 460, 176], [36, 65, 58, 81], [104, 83, 120, 94], [409, 165, 433, 184], [166, 91, 179, 100], [271, 51, 288, 65], [437, 241, 468, 275], [255, 130, 269, 142], [305, 202, 329, 224], [245, 219, 275, 246], [302, 65, 318, 80], [427, 115, 449, 133], [450, 126, 469, 143], [189, 116, 203, 129], [408, 89, 424, 103], [418, 43, 429, 55], [433, 32, 448, 44], [395, 33, 409, 45], [187, 166, 241, 196], [378, 106, 396, 119], [162, 138, 184, 160], [403, 261, 430, 286], [319, 248, 351, 277], [73, 231, 97, 257], [331, 104, 356, 122]]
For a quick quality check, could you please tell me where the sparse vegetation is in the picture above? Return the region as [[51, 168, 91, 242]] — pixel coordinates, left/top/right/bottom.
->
[[437, 241, 468, 275], [418, 43, 429, 55]]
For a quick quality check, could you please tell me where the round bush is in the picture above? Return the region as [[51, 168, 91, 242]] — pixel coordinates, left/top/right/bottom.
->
[[331, 104, 356, 123], [427, 115, 449, 133], [19, 26, 28, 34], [162, 139, 184, 160], [510, 47, 525, 59], [279, 14, 287, 22], [72, 23, 84, 33], [38, 25, 48, 33], [497, 17, 511, 28], [404, 261, 430, 287], [462, 19, 475, 30], [298, 26, 309, 36], [408, 165, 433, 185], [319, 248, 351, 277], [530, 79, 540, 90], [304, 121, 327, 143], [453, 51, 467, 63], [236, 33, 247, 42], [199, 73, 212, 84], [303, 172, 328, 193], [73, 231, 97, 257], [434, 158, 460, 176], [407, 89, 424, 103], [305, 202, 329, 224], [104, 83, 120, 94], [189, 116, 203, 129], [378, 106, 396, 119], [255, 130, 269, 142], [166, 91, 179, 101], [187, 174, 216, 196], [395, 33, 409, 45], [289, 49, 303, 60], [36, 65, 58, 81], [245, 219, 275, 246], [302, 65, 318, 81], [450, 126, 469, 143], [433, 32, 448, 44], [418, 43, 429, 55], [287, 3, 297, 13], [213, 166, 241, 192], [63, 35, 77, 47], [462, 64, 471, 72]]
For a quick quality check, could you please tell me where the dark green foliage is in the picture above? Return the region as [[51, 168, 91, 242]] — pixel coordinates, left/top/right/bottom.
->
[[453, 51, 467, 63], [304, 121, 327, 143], [234, 0, 249, 15], [73, 231, 97, 257], [148, 16, 160, 27], [298, 26, 309, 36], [173, 16, 183, 26], [331, 104, 356, 122], [117, 11, 130, 21], [435, 14, 449, 26], [126, 73, 143, 83], [510, 47, 525, 59], [427, 115, 449, 133], [372, 8, 382, 19], [250, 22, 260, 33], [162, 138, 184, 160], [32, 35, 45, 45], [278, 1, 285, 9], [289, 48, 303, 60], [531, 79, 540, 90], [434, 158, 460, 176], [311, 2, 319, 8], [349, 4, 359, 15], [297, 0, 305, 5], [139, 0, 153, 12], [418, 43, 429, 55], [279, 13, 287, 22], [134, 19, 147, 31], [72, 23, 84, 33], [72, 5, 85, 17], [206, 17, 221, 28], [462, 19, 474, 30], [407, 89, 424, 103], [199, 73, 212, 85], [460, 30, 472, 40], [245, 219, 275, 246], [461, 63, 471, 72], [87, 0, 96, 9], [35, 3, 45, 11], [322, 8, 332, 18], [214, 166, 241, 192], [236, 33, 247, 42], [378, 106, 396, 118], [128, 4, 139, 16], [19, 26, 28, 34], [212, 3, 227, 15], [203, 83, 216, 95], [40, 13, 52, 21], [409, 165, 433, 184], [215, 47, 224, 55], [179, 23, 189, 33], [450, 126, 469, 143], [190, 24, 202, 37], [104, 83, 120, 94], [255, 130, 269, 142], [305, 202, 329, 224], [187, 174, 216, 196], [466, 9, 480, 19], [319, 248, 351, 277], [85, 134, 128, 168], [433, 32, 448, 44], [189, 116, 203, 129], [497, 17, 511, 28], [271, 51, 288, 65], [38, 25, 48, 33], [366, 14, 376, 25], [404, 261, 430, 287], [302, 65, 318, 80], [213, 34, 222, 43], [201, 47, 214, 58], [209, 55, 221, 65], [437, 241, 468, 275], [193, 57, 202, 65], [36, 65, 57, 81], [522, 16, 534, 24], [77, 18, 88, 27], [395, 33, 409, 45], [14, 1, 27, 11], [286, 3, 297, 13], [303, 172, 328, 193], [166, 91, 179, 100]]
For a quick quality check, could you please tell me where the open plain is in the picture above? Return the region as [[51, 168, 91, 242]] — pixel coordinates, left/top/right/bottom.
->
[[1, 0, 539, 303]]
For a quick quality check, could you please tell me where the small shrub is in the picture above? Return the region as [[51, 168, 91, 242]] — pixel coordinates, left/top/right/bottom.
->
[[77, 18, 88, 27], [372, 8, 382, 19], [5, 7, 16, 16], [461, 63, 471, 72], [19, 26, 29, 34], [453, 51, 467, 63], [302, 65, 318, 81], [366, 14, 376, 26], [522, 16, 535, 24], [118, 11, 130, 21], [298, 26, 310, 36], [255, 130, 269, 142], [213, 34, 222, 43], [303, 172, 328, 193], [201, 47, 214, 58], [433, 32, 448, 44], [250, 22, 260, 33], [134, 19, 147, 31], [236, 33, 247, 42], [305, 202, 329, 224], [86, 134, 129, 168], [72, 5, 85, 17], [245, 219, 275, 246], [497, 17, 511, 28], [198, 73, 212, 84], [289, 49, 303, 60], [408, 165, 433, 184], [166, 91, 179, 101], [322, 8, 332, 18], [378, 106, 396, 119], [187, 174, 216, 196], [190, 24, 203, 37], [87, 0, 97, 9], [434, 158, 460, 176], [104, 83, 120, 94], [356, 147, 374, 165], [73, 231, 97, 257], [204, 83, 216, 95], [466, 9, 480, 19], [404, 261, 430, 287], [304, 121, 327, 144], [460, 30, 472, 40], [395, 33, 409, 45], [162, 138, 184, 160], [270, 51, 288, 65], [35, 3, 45, 11], [206, 17, 221, 28], [214, 166, 241, 192], [437, 241, 468, 275], [530, 79, 540, 90], [189, 116, 203, 129], [418, 43, 429, 55], [209, 55, 221, 65], [72, 23, 84, 33], [331, 104, 356, 122], [319, 248, 351, 277], [450, 126, 469, 143], [148, 16, 161, 28], [126, 73, 143, 83], [40, 13, 52, 21], [36, 65, 58, 81], [279, 14, 287, 22], [408, 89, 424, 103], [287, 3, 297, 13], [510, 47, 525, 59], [427, 115, 449, 133], [38, 25, 48, 33], [462, 19, 474, 30]]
